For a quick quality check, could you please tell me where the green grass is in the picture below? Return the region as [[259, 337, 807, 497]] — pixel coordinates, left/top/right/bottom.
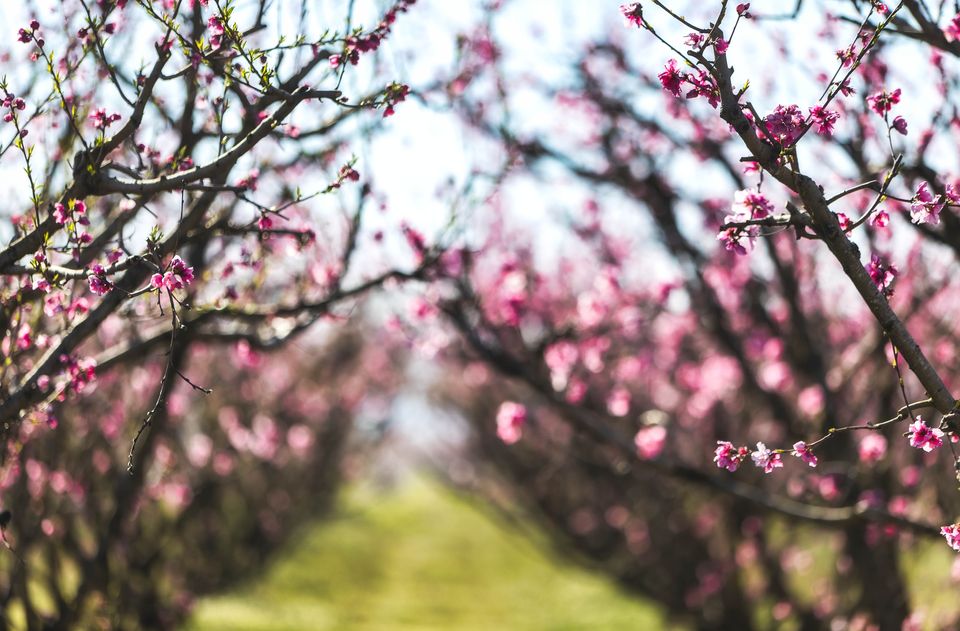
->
[[183, 477, 671, 631]]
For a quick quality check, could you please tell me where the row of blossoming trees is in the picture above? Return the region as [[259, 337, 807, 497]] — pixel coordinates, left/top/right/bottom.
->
[[0, 0, 422, 627], [6, 0, 960, 628], [391, 0, 960, 628]]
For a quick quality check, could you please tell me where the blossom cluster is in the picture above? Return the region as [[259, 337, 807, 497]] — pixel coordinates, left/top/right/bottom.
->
[[658, 60, 720, 108], [329, 0, 417, 68], [150, 256, 196, 292]]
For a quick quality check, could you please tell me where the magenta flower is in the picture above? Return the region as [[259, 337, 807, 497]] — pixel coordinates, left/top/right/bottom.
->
[[871, 210, 890, 228], [496, 401, 527, 445], [87, 264, 111, 296], [152, 255, 195, 291], [942, 524, 960, 551], [658, 59, 684, 98], [751, 442, 783, 473], [736, 4, 752, 18], [944, 15, 960, 42], [866, 88, 901, 115], [791, 441, 818, 467], [764, 104, 805, 144], [53, 202, 70, 225], [207, 15, 226, 48], [89, 108, 121, 130], [891, 115, 908, 135], [910, 182, 944, 225], [907, 418, 944, 452], [714, 441, 746, 472], [858, 434, 887, 463], [732, 187, 774, 219], [620, 3, 642, 28], [717, 225, 755, 255], [808, 105, 839, 137], [866, 254, 897, 294]]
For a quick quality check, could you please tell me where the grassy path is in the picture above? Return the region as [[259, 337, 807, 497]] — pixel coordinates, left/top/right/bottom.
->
[[184, 477, 670, 630]]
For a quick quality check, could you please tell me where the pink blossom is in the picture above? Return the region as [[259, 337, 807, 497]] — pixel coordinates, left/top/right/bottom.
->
[[751, 442, 783, 473], [866, 88, 901, 115], [791, 441, 818, 467], [634, 426, 667, 460], [764, 104, 805, 144], [88, 108, 121, 130], [620, 3, 642, 28], [87, 264, 111, 296], [717, 226, 756, 255], [945, 15, 960, 42], [836, 44, 856, 67], [808, 105, 839, 137], [891, 115, 908, 135], [859, 433, 888, 463], [496, 401, 527, 444], [658, 59, 684, 98], [207, 15, 225, 47], [732, 188, 774, 219], [835, 212, 851, 231], [606, 386, 631, 417], [714, 441, 746, 472], [544, 341, 578, 391], [871, 210, 890, 228], [942, 523, 960, 551], [866, 254, 897, 294], [53, 203, 70, 224], [736, 3, 752, 18], [907, 417, 944, 452], [152, 255, 195, 291], [910, 182, 944, 225]]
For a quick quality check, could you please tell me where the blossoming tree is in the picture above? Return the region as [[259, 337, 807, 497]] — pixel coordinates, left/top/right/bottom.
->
[[403, 0, 960, 627], [0, 0, 424, 626]]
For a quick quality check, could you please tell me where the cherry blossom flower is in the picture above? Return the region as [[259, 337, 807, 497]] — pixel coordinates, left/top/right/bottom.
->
[[732, 187, 774, 219], [835, 212, 851, 231], [620, 3, 642, 28], [88, 108, 121, 130], [751, 442, 783, 473], [496, 401, 527, 444], [907, 417, 944, 452], [867, 87, 901, 115], [942, 523, 960, 551], [53, 202, 70, 225], [763, 104, 805, 144], [866, 254, 897, 294], [791, 441, 818, 467], [892, 115, 908, 135], [808, 105, 839, 137], [87, 264, 111, 296], [207, 15, 226, 47], [871, 209, 890, 228], [634, 426, 667, 460], [151, 255, 195, 291], [910, 182, 944, 225], [945, 15, 960, 42], [658, 60, 684, 98], [717, 225, 756, 255], [714, 441, 747, 472]]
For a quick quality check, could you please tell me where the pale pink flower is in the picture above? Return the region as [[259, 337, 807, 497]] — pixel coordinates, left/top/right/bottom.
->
[[751, 442, 783, 473], [496, 401, 527, 444], [907, 417, 944, 452]]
